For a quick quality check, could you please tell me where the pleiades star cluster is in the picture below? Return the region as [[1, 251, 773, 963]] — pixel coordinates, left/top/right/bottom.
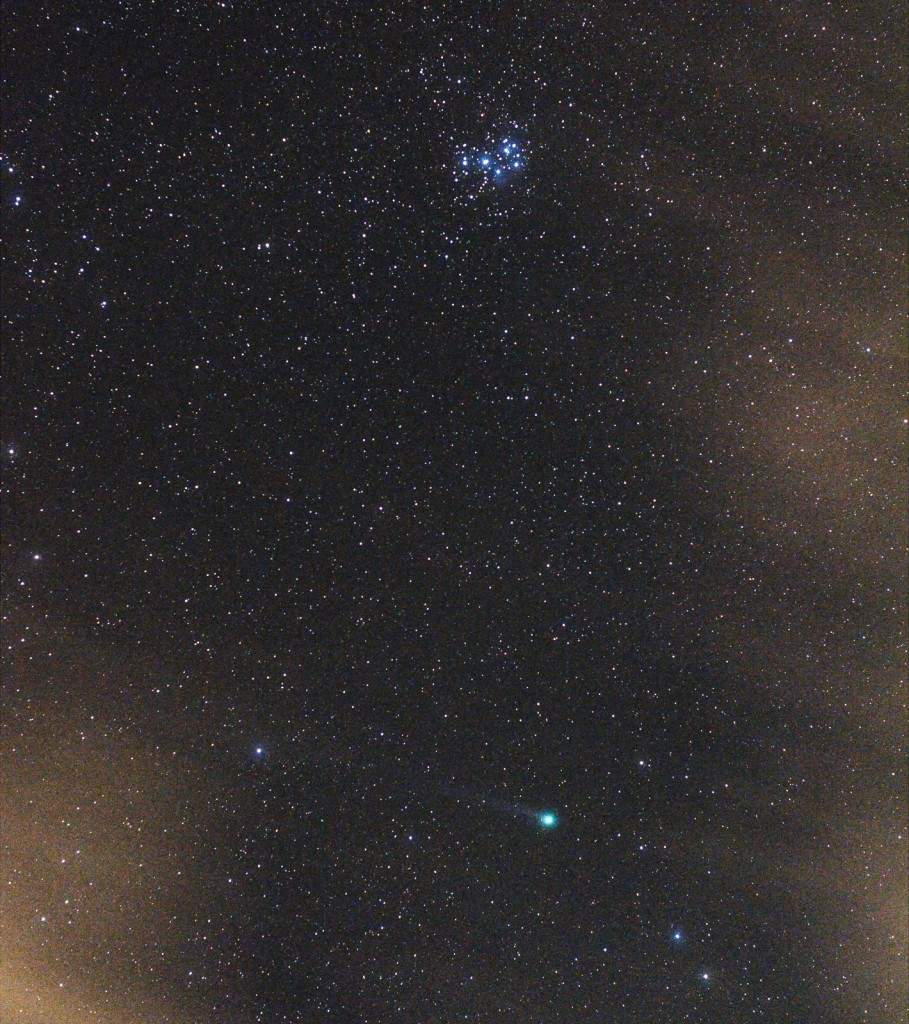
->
[[2, 2, 907, 1023], [456, 136, 526, 188]]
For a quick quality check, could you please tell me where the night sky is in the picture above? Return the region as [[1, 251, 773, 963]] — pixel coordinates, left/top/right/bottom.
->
[[2, 2, 907, 1022]]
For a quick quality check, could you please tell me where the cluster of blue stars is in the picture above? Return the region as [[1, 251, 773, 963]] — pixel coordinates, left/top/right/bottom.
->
[[457, 137, 525, 185]]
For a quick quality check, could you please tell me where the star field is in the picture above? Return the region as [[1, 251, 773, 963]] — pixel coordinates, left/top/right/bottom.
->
[[2, 2, 907, 1022]]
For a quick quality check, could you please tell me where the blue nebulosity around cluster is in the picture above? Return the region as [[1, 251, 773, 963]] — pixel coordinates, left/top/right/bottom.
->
[[457, 136, 525, 186]]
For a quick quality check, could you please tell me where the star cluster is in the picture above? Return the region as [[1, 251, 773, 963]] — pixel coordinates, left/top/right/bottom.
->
[[456, 136, 526, 187]]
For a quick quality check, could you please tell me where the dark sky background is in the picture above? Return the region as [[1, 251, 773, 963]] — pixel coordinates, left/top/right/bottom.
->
[[2, 1, 907, 1022]]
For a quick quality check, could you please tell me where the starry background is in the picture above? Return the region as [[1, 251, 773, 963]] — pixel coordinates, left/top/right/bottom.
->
[[2, 1, 907, 1022]]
